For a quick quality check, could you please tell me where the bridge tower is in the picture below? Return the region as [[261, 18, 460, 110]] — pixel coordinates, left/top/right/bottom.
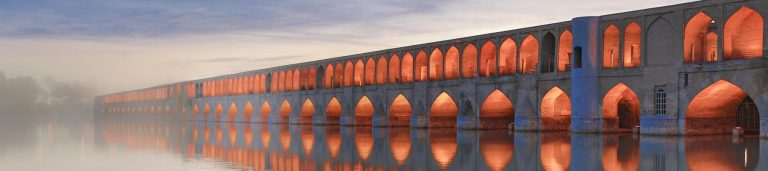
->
[[570, 16, 602, 132]]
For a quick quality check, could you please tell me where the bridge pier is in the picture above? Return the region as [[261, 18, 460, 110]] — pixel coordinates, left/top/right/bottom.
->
[[571, 16, 603, 133]]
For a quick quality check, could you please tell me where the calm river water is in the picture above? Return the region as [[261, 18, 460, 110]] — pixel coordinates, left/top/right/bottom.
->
[[0, 119, 765, 171]]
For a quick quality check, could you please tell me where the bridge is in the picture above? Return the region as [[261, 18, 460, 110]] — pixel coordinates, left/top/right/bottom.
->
[[97, 0, 768, 136]]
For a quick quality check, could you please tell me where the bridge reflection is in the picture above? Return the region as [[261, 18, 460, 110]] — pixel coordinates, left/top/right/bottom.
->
[[98, 121, 768, 171]]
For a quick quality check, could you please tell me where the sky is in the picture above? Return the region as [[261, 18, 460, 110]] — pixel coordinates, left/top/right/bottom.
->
[[0, 0, 693, 94]]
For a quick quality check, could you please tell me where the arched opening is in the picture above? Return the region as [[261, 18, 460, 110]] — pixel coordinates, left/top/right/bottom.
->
[[724, 7, 764, 59], [365, 57, 376, 85], [462, 44, 478, 78], [430, 92, 458, 127], [624, 22, 641, 67], [479, 90, 515, 129], [301, 98, 315, 124], [326, 97, 342, 125], [389, 54, 401, 84], [480, 130, 514, 171], [541, 133, 571, 171], [602, 83, 640, 129], [308, 67, 317, 89], [445, 46, 460, 80], [325, 64, 334, 88], [279, 70, 287, 92], [401, 52, 414, 83], [377, 56, 388, 84], [541, 87, 572, 130], [292, 68, 300, 90], [344, 61, 354, 87], [686, 80, 760, 134], [286, 69, 294, 91], [480, 40, 497, 77], [215, 103, 223, 121], [228, 103, 237, 121], [558, 30, 573, 72], [415, 50, 428, 82], [260, 101, 271, 122], [204, 103, 211, 120], [354, 59, 365, 86], [335, 63, 344, 87], [541, 33, 556, 73], [520, 35, 539, 73], [193, 104, 199, 115], [389, 93, 412, 127], [604, 25, 620, 68], [429, 48, 444, 81], [499, 38, 517, 75], [299, 67, 307, 90], [259, 74, 266, 93], [355, 128, 374, 161], [354, 96, 374, 125], [430, 129, 457, 170], [685, 12, 719, 63], [389, 128, 411, 165], [279, 100, 291, 123], [244, 102, 253, 122]]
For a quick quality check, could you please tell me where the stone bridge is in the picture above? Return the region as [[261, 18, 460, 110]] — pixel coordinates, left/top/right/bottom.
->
[[97, 0, 768, 136]]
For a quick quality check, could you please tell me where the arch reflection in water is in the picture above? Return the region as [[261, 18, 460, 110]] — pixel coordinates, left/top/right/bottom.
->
[[97, 120, 767, 171]]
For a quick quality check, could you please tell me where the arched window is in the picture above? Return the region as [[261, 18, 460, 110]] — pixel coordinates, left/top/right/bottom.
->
[[462, 44, 478, 78], [365, 57, 376, 85], [377, 56, 388, 84], [558, 30, 573, 72], [445, 46, 460, 80], [480, 40, 497, 77], [499, 38, 517, 75], [355, 59, 365, 86], [429, 48, 444, 81], [324, 64, 334, 88], [603, 25, 620, 68], [684, 12, 718, 63], [624, 22, 641, 67], [344, 61, 354, 87], [520, 35, 539, 73], [724, 7, 764, 59], [415, 50, 428, 82], [389, 54, 401, 84]]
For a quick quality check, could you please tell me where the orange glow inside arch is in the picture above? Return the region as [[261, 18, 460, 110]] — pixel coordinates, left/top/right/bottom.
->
[[279, 100, 291, 117], [541, 87, 572, 117], [462, 44, 478, 78], [724, 7, 764, 59], [520, 35, 539, 73], [430, 92, 458, 117], [480, 90, 514, 117], [355, 96, 374, 117], [301, 98, 315, 117], [326, 97, 342, 117], [445, 46, 460, 80]]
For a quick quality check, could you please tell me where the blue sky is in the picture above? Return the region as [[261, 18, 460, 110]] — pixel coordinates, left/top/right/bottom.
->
[[0, 0, 692, 93]]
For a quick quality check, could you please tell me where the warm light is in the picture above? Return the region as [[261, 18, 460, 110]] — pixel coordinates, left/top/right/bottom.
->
[[480, 90, 515, 117], [355, 96, 374, 117], [462, 44, 478, 78], [541, 136, 571, 171], [301, 98, 315, 117], [279, 100, 291, 117], [603, 25, 620, 68], [355, 128, 374, 160], [429, 48, 444, 80], [390, 129, 411, 165], [724, 7, 764, 59], [520, 35, 539, 73], [326, 97, 342, 117], [499, 38, 517, 75], [430, 92, 458, 117], [541, 87, 572, 117], [301, 128, 314, 155], [445, 46, 460, 80], [260, 101, 271, 119], [430, 130, 457, 169], [481, 139, 514, 171]]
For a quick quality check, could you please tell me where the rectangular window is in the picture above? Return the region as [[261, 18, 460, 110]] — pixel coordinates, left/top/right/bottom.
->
[[655, 89, 666, 115], [574, 46, 582, 68]]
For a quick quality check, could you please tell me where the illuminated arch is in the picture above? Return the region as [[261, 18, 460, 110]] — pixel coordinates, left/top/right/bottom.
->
[[686, 80, 759, 134], [260, 101, 271, 121], [204, 103, 212, 117], [355, 96, 374, 125], [480, 90, 515, 128], [301, 98, 315, 117], [601, 83, 640, 129], [327, 97, 342, 117], [389, 93, 413, 127], [624, 22, 641, 67], [279, 99, 291, 117], [278, 70, 286, 92], [309, 67, 317, 89], [724, 7, 764, 59], [541, 32, 556, 73], [499, 38, 517, 75], [480, 40, 497, 77], [389, 54, 401, 84], [430, 92, 458, 127], [558, 30, 572, 72], [244, 102, 253, 121], [462, 44, 478, 78], [541, 87, 572, 130], [365, 57, 376, 85], [193, 104, 200, 114], [228, 102, 237, 121], [603, 25, 620, 68], [377, 56, 388, 84], [335, 63, 344, 87], [685, 12, 718, 63], [344, 61, 354, 87], [415, 50, 428, 82], [215, 103, 223, 121], [401, 52, 414, 83], [429, 48, 444, 80], [285, 70, 293, 91], [293, 68, 300, 90], [354, 59, 365, 86], [324, 64, 334, 88], [520, 35, 539, 73], [445, 46, 460, 80]]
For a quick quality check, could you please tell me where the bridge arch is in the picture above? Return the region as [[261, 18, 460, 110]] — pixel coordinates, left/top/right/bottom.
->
[[520, 35, 539, 73], [215, 103, 223, 121], [604, 24, 620, 68], [541, 87, 572, 130], [355, 59, 365, 86], [684, 12, 718, 63], [624, 22, 641, 67], [193, 104, 199, 116], [292, 68, 300, 90], [462, 43, 478, 78], [355, 95, 374, 125], [301, 98, 315, 124], [279, 99, 291, 123], [335, 62, 344, 87], [204, 103, 212, 120], [324, 64, 334, 88], [259, 101, 271, 122], [601, 83, 640, 129], [541, 32, 556, 73], [685, 80, 760, 134], [415, 50, 428, 82], [479, 89, 515, 129], [344, 61, 354, 87], [401, 52, 414, 83], [377, 56, 387, 84], [244, 101, 253, 122], [389, 54, 401, 84], [445, 46, 460, 80], [558, 30, 572, 72], [365, 57, 376, 85], [228, 102, 237, 121], [389, 93, 413, 127], [724, 7, 763, 59], [499, 38, 517, 75], [430, 91, 458, 127], [326, 97, 342, 124], [429, 48, 444, 81], [480, 40, 497, 77]]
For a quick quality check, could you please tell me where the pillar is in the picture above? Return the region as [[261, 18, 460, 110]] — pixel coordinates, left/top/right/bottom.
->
[[571, 16, 602, 132]]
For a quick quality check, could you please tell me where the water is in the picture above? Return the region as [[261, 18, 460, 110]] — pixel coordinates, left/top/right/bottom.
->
[[0, 120, 765, 171]]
